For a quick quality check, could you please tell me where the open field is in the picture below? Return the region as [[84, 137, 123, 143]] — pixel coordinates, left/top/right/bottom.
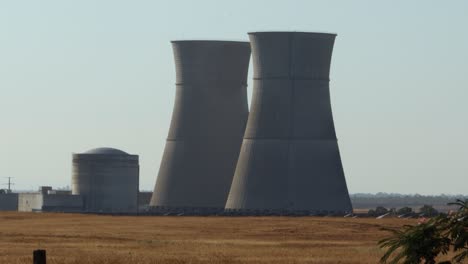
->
[[0, 212, 415, 264]]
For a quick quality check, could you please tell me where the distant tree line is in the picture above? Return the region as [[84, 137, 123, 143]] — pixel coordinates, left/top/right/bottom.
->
[[351, 193, 468, 213], [367, 205, 440, 217]]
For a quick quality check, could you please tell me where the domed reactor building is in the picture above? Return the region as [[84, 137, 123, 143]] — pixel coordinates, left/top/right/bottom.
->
[[225, 32, 352, 214], [72, 147, 139, 213], [150, 40, 250, 212]]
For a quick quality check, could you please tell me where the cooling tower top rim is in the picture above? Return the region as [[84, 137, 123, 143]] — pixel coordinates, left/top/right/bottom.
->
[[248, 31, 337, 36], [82, 147, 129, 155], [171, 40, 249, 44]]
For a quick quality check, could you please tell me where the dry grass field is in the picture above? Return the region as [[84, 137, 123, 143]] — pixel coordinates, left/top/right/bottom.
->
[[0, 212, 415, 264]]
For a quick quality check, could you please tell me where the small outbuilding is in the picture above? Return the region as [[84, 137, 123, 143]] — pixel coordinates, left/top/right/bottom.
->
[[0, 193, 19, 211]]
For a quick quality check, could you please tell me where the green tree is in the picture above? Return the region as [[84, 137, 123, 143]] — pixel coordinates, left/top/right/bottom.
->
[[379, 200, 468, 264], [376, 206, 389, 215], [446, 200, 468, 263], [420, 205, 439, 217], [379, 219, 451, 263], [397, 207, 413, 215]]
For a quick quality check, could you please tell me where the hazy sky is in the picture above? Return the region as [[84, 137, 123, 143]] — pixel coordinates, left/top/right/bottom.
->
[[1, 0, 467, 194]]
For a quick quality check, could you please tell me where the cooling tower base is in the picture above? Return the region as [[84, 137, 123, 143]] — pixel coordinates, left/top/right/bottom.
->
[[143, 206, 351, 216], [225, 139, 352, 212]]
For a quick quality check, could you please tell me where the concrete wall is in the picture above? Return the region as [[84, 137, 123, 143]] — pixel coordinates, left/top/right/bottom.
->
[[18, 193, 43, 212], [18, 193, 84, 212], [150, 40, 251, 208], [0, 193, 19, 211], [42, 194, 83, 212], [226, 32, 352, 213]]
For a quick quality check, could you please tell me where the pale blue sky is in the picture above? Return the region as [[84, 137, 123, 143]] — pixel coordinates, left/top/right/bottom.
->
[[1, 0, 467, 194]]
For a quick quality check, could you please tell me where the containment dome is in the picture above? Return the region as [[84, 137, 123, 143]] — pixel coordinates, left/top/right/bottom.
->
[[72, 147, 139, 213], [84, 147, 129, 155]]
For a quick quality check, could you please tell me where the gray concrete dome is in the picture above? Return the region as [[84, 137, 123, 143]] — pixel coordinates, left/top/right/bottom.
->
[[84, 147, 129, 155]]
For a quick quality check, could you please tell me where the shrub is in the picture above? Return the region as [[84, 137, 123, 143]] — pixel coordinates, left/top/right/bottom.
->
[[379, 200, 467, 264]]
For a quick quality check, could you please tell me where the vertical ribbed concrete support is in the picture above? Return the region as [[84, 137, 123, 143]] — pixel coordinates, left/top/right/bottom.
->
[[150, 41, 251, 209], [226, 32, 352, 213]]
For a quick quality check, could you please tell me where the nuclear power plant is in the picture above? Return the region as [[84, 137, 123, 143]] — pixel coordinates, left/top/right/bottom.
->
[[1, 31, 353, 216], [150, 41, 251, 210], [225, 32, 352, 214], [72, 147, 139, 213]]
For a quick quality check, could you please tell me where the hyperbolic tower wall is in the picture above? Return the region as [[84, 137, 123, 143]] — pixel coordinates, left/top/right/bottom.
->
[[225, 32, 352, 213], [150, 40, 251, 209]]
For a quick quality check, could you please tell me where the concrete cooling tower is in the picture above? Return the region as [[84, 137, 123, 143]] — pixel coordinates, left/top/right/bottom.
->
[[150, 40, 251, 210], [72, 147, 139, 213], [225, 32, 352, 214]]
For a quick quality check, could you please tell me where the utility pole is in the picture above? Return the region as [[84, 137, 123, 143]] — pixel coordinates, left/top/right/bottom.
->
[[3, 177, 14, 193]]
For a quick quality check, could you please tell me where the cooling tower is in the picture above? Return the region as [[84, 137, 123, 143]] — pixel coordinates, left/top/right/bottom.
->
[[150, 40, 251, 209], [72, 147, 139, 213], [225, 32, 352, 213]]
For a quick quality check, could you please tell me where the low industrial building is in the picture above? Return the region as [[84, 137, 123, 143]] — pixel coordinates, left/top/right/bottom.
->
[[17, 187, 83, 212]]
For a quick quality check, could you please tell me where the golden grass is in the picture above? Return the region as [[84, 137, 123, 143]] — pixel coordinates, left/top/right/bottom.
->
[[0, 212, 415, 264]]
